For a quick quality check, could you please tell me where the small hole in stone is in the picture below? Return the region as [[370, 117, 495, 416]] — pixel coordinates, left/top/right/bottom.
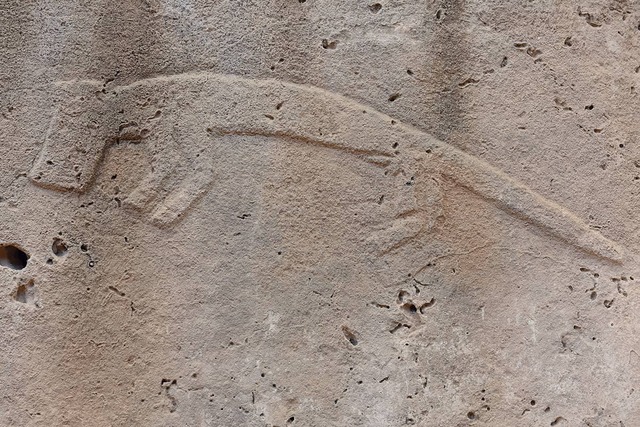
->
[[14, 280, 36, 304], [419, 298, 435, 313], [397, 290, 409, 303], [368, 3, 382, 13], [341, 325, 359, 346], [388, 93, 401, 102], [80, 244, 88, 252], [52, 238, 68, 257], [467, 411, 476, 420], [0, 244, 29, 270], [287, 416, 295, 423], [321, 39, 338, 49], [401, 302, 417, 313]]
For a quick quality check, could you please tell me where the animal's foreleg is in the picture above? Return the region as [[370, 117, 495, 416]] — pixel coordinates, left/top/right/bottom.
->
[[150, 164, 214, 227], [148, 129, 215, 227], [124, 133, 181, 214]]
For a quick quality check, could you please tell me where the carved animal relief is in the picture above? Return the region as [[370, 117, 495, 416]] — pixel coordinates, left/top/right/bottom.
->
[[29, 73, 623, 262]]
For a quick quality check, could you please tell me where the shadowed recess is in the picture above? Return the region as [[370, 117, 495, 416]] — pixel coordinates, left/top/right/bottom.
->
[[52, 238, 68, 256], [0, 244, 30, 270]]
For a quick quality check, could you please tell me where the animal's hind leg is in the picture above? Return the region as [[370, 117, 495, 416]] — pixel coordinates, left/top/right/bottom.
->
[[364, 152, 443, 255]]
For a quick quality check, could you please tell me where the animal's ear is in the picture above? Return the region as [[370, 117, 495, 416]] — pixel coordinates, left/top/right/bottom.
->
[[29, 80, 114, 192]]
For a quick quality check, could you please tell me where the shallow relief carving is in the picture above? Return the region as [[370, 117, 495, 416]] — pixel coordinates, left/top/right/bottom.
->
[[29, 72, 624, 262]]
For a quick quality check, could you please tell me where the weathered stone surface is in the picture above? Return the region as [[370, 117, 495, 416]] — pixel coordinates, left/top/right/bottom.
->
[[1, 1, 640, 425]]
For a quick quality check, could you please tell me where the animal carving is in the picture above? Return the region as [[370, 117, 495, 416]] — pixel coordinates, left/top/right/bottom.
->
[[29, 72, 624, 262]]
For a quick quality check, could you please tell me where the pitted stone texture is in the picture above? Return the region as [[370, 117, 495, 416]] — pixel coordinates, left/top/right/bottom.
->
[[1, 1, 640, 426]]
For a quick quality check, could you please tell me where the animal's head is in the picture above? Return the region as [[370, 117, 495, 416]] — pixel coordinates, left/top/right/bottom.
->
[[29, 80, 115, 192]]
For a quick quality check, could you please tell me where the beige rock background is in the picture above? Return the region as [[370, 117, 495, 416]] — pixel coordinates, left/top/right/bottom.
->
[[2, 1, 640, 426]]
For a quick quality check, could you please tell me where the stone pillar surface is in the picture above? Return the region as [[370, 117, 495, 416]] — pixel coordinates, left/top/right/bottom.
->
[[1, 1, 639, 426]]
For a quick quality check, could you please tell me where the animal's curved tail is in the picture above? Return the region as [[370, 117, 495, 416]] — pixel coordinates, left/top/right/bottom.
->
[[423, 138, 624, 262]]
